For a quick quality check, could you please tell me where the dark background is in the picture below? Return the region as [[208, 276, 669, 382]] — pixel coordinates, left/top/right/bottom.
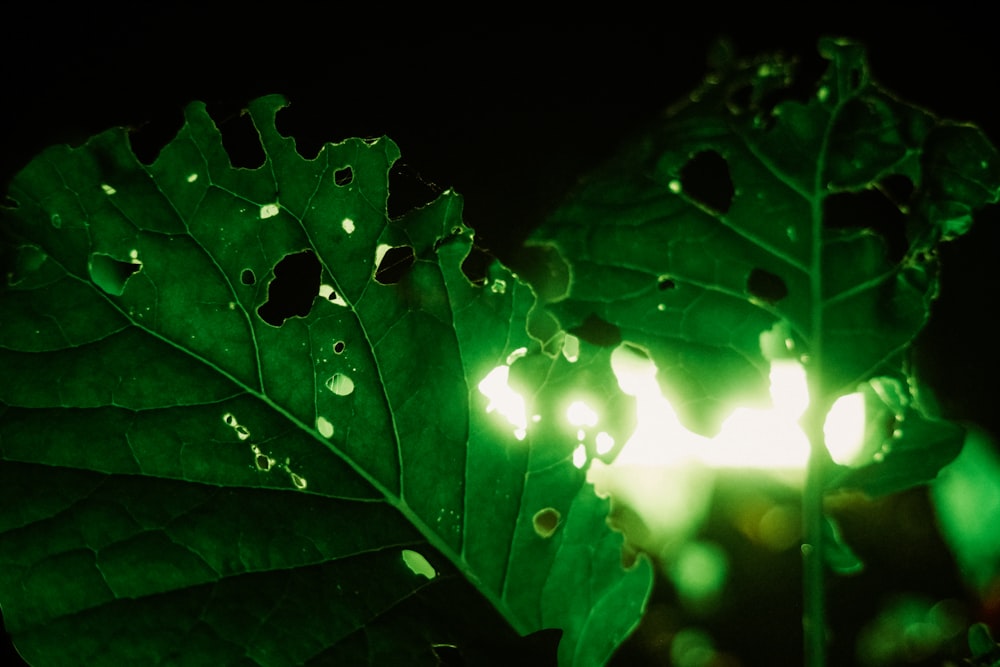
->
[[2, 6, 998, 666]]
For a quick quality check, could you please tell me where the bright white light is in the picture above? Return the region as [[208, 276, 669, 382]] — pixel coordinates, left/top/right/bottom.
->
[[567, 400, 598, 428], [342, 217, 355, 234], [596, 432, 615, 455], [477, 365, 528, 441], [572, 444, 587, 469], [260, 203, 280, 219], [824, 392, 866, 465], [769, 358, 809, 419]]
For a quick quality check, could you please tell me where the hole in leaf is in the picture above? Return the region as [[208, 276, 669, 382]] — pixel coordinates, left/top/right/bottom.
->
[[533, 508, 561, 538], [325, 373, 355, 396], [127, 110, 185, 166], [460, 246, 492, 286], [387, 161, 441, 219], [274, 104, 325, 160], [374, 245, 415, 285], [209, 102, 266, 170], [570, 314, 622, 348], [334, 166, 353, 186], [823, 189, 907, 262], [658, 275, 676, 290], [401, 549, 436, 579], [256, 250, 321, 326], [746, 268, 788, 303], [256, 454, 271, 471], [678, 150, 734, 214], [333, 340, 346, 355], [88, 253, 141, 296], [240, 269, 256, 285], [431, 645, 464, 666], [876, 174, 915, 212]]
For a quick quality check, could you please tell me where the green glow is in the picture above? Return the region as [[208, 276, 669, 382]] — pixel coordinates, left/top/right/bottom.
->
[[477, 365, 528, 440]]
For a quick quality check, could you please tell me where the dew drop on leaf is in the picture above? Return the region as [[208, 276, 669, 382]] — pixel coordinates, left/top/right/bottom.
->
[[341, 217, 355, 234], [259, 203, 280, 219]]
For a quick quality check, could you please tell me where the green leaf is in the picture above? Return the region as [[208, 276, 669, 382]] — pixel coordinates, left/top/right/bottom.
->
[[0, 95, 649, 666], [524, 38, 999, 477]]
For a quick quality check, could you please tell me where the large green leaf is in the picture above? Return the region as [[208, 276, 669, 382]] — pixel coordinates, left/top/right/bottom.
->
[[523, 38, 998, 489], [0, 95, 649, 666]]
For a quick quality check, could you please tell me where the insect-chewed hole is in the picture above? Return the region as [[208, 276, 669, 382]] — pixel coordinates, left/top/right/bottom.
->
[[88, 253, 142, 296], [209, 102, 266, 169], [678, 150, 734, 214], [273, 104, 325, 160], [128, 110, 185, 166], [256, 250, 321, 326], [325, 373, 355, 396], [823, 187, 908, 262], [387, 162, 440, 219], [241, 269, 256, 285], [533, 508, 561, 538], [333, 340, 346, 355], [746, 268, 788, 303], [334, 166, 353, 186], [374, 245, 416, 285], [570, 314, 622, 348], [658, 275, 677, 290]]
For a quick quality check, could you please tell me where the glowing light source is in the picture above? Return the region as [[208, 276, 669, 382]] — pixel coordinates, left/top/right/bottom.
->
[[566, 401, 598, 427], [477, 365, 528, 440]]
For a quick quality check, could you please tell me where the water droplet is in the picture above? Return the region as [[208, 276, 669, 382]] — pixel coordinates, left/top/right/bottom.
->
[[668, 180, 682, 194], [490, 279, 507, 294], [186, 173, 198, 183], [325, 373, 355, 396], [817, 86, 829, 102], [341, 217, 355, 234], [260, 203, 280, 219], [401, 549, 436, 579], [532, 508, 561, 538], [316, 416, 334, 438], [101, 184, 117, 195], [786, 226, 798, 242]]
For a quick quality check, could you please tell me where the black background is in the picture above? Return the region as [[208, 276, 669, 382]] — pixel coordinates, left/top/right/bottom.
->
[[2, 5, 998, 666]]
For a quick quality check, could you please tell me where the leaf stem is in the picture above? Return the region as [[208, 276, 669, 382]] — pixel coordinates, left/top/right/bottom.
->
[[803, 401, 828, 667]]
